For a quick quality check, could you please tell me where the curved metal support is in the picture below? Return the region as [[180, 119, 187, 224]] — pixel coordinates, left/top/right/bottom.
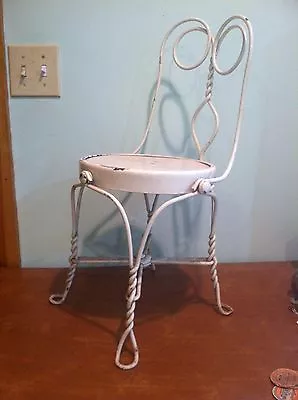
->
[[49, 183, 85, 305], [134, 192, 197, 300], [206, 191, 233, 316]]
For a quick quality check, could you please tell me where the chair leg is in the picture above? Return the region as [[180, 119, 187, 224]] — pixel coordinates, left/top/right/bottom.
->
[[116, 196, 159, 368], [116, 218, 158, 369], [116, 192, 197, 369], [49, 183, 85, 305], [80, 184, 138, 370], [134, 194, 159, 301], [142, 194, 159, 270], [115, 261, 140, 370], [207, 192, 233, 316]]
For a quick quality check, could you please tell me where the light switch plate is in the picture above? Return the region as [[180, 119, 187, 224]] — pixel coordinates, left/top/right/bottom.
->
[[7, 45, 60, 97]]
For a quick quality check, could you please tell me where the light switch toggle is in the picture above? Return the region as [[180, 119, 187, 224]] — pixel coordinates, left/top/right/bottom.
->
[[20, 64, 27, 78], [40, 64, 47, 78]]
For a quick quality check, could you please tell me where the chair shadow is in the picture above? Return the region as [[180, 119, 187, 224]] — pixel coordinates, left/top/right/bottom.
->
[[289, 261, 298, 300], [82, 221, 164, 260], [144, 77, 196, 158], [49, 264, 213, 350]]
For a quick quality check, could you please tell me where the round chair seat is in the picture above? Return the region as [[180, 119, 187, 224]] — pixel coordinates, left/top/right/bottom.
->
[[80, 153, 216, 194]]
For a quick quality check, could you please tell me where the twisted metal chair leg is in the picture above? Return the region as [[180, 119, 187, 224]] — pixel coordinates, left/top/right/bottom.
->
[[116, 192, 197, 369], [115, 262, 139, 370], [116, 195, 160, 368], [207, 192, 233, 316], [49, 183, 85, 305], [78, 184, 138, 370]]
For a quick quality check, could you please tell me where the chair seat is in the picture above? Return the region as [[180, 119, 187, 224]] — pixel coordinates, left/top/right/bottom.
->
[[80, 153, 215, 194]]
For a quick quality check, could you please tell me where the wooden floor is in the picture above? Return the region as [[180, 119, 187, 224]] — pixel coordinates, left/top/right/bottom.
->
[[0, 263, 296, 400]]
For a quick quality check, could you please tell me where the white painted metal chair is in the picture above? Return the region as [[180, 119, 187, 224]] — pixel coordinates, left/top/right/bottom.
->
[[49, 15, 253, 370]]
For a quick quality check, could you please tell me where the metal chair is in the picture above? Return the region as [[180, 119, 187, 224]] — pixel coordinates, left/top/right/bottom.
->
[[49, 15, 253, 370]]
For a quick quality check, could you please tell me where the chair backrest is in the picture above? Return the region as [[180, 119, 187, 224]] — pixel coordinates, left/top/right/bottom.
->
[[134, 16, 253, 183]]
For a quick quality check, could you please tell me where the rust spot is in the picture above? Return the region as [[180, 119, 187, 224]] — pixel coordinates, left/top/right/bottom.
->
[[113, 167, 125, 171]]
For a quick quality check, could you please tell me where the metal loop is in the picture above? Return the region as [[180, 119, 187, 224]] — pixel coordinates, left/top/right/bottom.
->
[[49, 294, 65, 305], [212, 19, 246, 76], [173, 26, 211, 71], [115, 328, 139, 370]]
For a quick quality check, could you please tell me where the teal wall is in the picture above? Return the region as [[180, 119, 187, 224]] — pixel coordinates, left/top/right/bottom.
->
[[3, 0, 298, 267]]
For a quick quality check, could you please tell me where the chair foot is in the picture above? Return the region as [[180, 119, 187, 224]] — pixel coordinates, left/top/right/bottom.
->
[[210, 255, 234, 316], [49, 184, 84, 307], [216, 302, 233, 316], [48, 262, 76, 305], [115, 328, 139, 370], [49, 294, 66, 305]]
